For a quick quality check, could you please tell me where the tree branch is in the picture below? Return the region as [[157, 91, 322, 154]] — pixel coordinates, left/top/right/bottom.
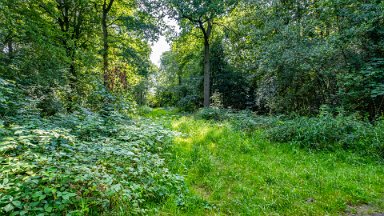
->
[[106, 0, 115, 13], [213, 21, 240, 37]]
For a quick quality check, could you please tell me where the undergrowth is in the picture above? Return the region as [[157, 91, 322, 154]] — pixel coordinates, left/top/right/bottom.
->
[[196, 107, 384, 159], [267, 113, 384, 157], [0, 79, 186, 215], [2, 74, 384, 216]]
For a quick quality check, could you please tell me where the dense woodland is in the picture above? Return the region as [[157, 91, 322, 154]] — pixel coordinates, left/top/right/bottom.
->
[[155, 0, 384, 118], [1, 0, 384, 215]]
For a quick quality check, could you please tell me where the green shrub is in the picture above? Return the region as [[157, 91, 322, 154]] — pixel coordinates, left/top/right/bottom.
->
[[138, 105, 153, 115], [177, 95, 200, 112], [195, 107, 384, 158], [267, 113, 363, 149], [362, 119, 384, 158], [227, 111, 280, 132], [0, 82, 186, 215], [375, 121, 384, 158], [196, 108, 279, 132], [37, 93, 65, 117], [265, 111, 384, 158], [0, 111, 186, 215], [196, 108, 230, 121], [0, 79, 24, 117]]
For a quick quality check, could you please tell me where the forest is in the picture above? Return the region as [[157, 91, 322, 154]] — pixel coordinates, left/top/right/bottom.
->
[[0, 0, 383, 215]]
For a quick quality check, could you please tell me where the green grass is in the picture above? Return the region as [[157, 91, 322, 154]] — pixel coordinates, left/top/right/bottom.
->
[[147, 109, 384, 215]]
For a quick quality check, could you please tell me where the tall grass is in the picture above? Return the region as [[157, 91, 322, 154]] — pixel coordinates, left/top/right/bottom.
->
[[196, 108, 384, 159], [149, 109, 384, 215]]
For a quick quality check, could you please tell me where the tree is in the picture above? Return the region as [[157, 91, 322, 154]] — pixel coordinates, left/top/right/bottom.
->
[[172, 0, 238, 107], [223, 0, 384, 117], [100, 0, 158, 92], [1, 0, 158, 112], [102, 0, 115, 90], [143, 0, 238, 107]]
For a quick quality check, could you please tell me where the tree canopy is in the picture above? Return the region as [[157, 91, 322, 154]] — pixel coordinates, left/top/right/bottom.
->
[[153, 0, 384, 118]]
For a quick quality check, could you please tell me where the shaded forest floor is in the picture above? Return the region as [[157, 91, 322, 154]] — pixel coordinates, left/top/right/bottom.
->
[[143, 108, 384, 215]]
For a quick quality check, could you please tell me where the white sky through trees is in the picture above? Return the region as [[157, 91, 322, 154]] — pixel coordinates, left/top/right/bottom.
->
[[150, 18, 179, 67], [150, 36, 170, 67]]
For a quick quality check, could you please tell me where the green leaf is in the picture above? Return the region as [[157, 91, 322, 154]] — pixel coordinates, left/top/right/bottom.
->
[[3, 203, 14, 212], [43, 187, 54, 194], [12, 200, 22, 208], [44, 204, 53, 213], [32, 191, 43, 198], [62, 192, 76, 200]]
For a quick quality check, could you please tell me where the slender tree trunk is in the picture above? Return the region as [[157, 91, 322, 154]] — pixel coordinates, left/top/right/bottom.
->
[[178, 73, 182, 86], [65, 45, 76, 83], [64, 45, 77, 111], [7, 39, 13, 59], [56, 0, 78, 111], [102, 1, 109, 90], [203, 39, 211, 107], [198, 20, 212, 107], [102, 0, 114, 91]]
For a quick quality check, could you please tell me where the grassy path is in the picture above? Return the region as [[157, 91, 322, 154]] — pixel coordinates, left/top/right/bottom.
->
[[146, 109, 384, 215]]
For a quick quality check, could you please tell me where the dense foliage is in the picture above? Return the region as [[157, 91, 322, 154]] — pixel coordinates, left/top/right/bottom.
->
[[0, 0, 156, 111], [196, 107, 384, 159], [0, 79, 186, 215], [1, 0, 384, 215], [153, 0, 384, 119]]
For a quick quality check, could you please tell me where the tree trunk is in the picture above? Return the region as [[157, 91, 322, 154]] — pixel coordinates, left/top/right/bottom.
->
[[7, 38, 13, 59], [198, 20, 212, 108], [178, 72, 182, 86], [203, 39, 211, 107], [102, 0, 114, 91], [65, 45, 77, 111], [102, 1, 109, 90]]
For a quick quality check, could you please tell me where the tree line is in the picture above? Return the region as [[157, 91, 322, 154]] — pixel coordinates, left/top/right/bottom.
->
[[1, 0, 159, 114], [153, 0, 384, 119], [1, 0, 383, 119]]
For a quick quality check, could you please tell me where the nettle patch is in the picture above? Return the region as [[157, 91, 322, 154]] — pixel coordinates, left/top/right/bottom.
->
[[0, 111, 185, 215]]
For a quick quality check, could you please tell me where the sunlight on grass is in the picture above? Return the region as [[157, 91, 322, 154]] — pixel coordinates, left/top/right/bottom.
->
[[150, 109, 384, 215]]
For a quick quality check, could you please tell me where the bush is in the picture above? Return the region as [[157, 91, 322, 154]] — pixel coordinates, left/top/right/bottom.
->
[[0, 79, 24, 117], [37, 93, 65, 117], [196, 108, 230, 121], [0, 82, 186, 215], [266, 111, 384, 158], [177, 95, 200, 112], [0, 110, 186, 215], [138, 105, 153, 115], [362, 119, 384, 158], [201, 106, 384, 158], [196, 108, 279, 132], [228, 111, 280, 132]]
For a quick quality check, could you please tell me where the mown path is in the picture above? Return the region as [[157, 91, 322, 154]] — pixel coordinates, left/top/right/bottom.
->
[[145, 109, 384, 215]]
